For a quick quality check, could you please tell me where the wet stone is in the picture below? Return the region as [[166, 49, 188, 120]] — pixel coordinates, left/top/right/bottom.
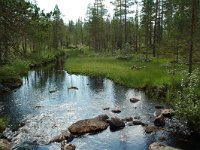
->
[[49, 130, 74, 143], [68, 115, 109, 135], [122, 117, 133, 122], [161, 109, 175, 118], [154, 115, 165, 127], [61, 143, 76, 150], [129, 120, 146, 126], [145, 125, 160, 134], [103, 107, 110, 110], [148, 142, 181, 150], [111, 109, 121, 113], [107, 117, 125, 132], [130, 98, 140, 103]]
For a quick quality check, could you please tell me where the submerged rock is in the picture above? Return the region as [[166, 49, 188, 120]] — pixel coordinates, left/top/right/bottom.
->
[[122, 117, 133, 122], [0, 139, 10, 150], [154, 115, 165, 127], [128, 120, 146, 126], [134, 116, 141, 120], [61, 143, 76, 150], [148, 142, 181, 150], [103, 107, 110, 110], [49, 130, 74, 143], [68, 87, 78, 90], [107, 117, 125, 131], [130, 98, 140, 103], [68, 115, 109, 135], [49, 89, 57, 93], [111, 108, 121, 113]]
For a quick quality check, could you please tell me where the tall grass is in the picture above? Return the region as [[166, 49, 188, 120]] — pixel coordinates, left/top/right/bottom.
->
[[65, 56, 181, 89]]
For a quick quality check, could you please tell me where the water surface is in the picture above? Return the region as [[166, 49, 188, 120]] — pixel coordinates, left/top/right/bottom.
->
[[0, 64, 198, 150]]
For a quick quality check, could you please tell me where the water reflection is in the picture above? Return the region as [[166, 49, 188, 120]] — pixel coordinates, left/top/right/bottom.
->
[[0, 64, 198, 150]]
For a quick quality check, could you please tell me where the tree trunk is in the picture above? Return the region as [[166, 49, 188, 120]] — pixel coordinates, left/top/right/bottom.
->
[[189, 0, 196, 75], [153, 0, 159, 57], [124, 0, 127, 46]]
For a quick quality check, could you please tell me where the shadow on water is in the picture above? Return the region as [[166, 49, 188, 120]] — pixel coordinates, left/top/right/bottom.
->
[[0, 58, 199, 150]]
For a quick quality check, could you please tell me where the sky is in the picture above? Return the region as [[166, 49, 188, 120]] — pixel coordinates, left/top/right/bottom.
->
[[31, 0, 114, 22]]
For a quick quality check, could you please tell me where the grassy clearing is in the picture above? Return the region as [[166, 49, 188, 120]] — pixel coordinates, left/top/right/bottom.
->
[[65, 55, 182, 89]]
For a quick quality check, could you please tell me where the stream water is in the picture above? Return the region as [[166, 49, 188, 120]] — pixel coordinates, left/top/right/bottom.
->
[[0, 61, 199, 150]]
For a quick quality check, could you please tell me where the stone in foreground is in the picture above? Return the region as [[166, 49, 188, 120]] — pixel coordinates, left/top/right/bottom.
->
[[68, 115, 109, 135], [0, 139, 10, 150], [148, 142, 181, 150]]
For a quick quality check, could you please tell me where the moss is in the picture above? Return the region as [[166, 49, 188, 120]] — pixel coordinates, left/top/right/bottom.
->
[[0, 117, 9, 133]]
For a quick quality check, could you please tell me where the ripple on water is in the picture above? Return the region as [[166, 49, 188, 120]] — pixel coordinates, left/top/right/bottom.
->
[[0, 67, 198, 150]]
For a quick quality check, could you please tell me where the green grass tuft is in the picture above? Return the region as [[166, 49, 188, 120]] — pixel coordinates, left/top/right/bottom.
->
[[65, 56, 182, 89]]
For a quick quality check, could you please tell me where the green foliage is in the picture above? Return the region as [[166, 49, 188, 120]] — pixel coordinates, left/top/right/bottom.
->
[[65, 55, 181, 89], [0, 50, 66, 82], [0, 116, 9, 133], [175, 69, 200, 125], [0, 60, 29, 82]]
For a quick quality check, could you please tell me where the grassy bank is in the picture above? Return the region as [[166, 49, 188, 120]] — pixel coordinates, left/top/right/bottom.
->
[[65, 55, 182, 94], [0, 50, 66, 82], [64, 49, 200, 128]]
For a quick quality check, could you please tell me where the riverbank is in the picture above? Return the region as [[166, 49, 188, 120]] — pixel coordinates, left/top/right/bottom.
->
[[64, 49, 200, 130], [65, 54, 183, 100], [0, 49, 67, 132], [0, 50, 67, 93]]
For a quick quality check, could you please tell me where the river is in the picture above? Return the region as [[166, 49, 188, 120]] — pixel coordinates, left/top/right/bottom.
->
[[0, 61, 199, 150]]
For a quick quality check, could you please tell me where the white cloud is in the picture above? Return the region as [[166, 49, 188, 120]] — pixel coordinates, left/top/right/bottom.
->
[[31, 0, 114, 23]]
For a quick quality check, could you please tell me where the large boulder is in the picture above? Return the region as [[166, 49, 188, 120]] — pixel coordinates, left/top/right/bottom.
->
[[0, 139, 10, 150], [49, 130, 74, 143], [148, 142, 181, 150], [68, 115, 109, 135], [107, 117, 125, 131]]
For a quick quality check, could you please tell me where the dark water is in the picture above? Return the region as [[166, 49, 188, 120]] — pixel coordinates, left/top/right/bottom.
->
[[0, 62, 199, 150]]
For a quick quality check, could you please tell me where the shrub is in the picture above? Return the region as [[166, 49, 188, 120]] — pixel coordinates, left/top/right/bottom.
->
[[175, 69, 200, 126]]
